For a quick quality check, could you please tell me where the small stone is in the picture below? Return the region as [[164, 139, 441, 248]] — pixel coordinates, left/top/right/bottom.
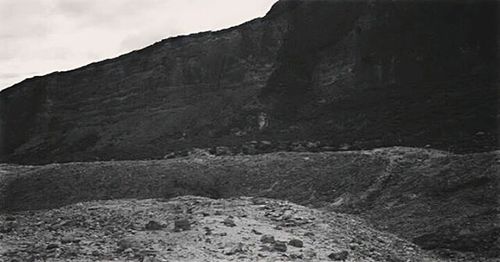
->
[[260, 235, 275, 244], [304, 232, 315, 237], [174, 218, 191, 231], [251, 229, 262, 235], [140, 249, 159, 257], [258, 244, 272, 252], [288, 239, 304, 248], [225, 242, 245, 255], [251, 198, 267, 205], [145, 220, 164, 231], [281, 211, 293, 220], [222, 217, 236, 227], [63, 246, 79, 257], [46, 243, 59, 250], [273, 241, 287, 252], [261, 140, 272, 145], [142, 256, 159, 262], [203, 227, 213, 235], [61, 236, 80, 244], [385, 254, 406, 262], [163, 152, 176, 159], [118, 237, 139, 251], [290, 253, 304, 259], [0, 226, 11, 233], [304, 249, 317, 258], [328, 251, 349, 261]]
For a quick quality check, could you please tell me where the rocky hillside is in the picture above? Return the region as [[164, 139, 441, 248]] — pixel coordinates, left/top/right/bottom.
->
[[1, 196, 452, 262], [1, 0, 498, 164], [1, 148, 498, 258]]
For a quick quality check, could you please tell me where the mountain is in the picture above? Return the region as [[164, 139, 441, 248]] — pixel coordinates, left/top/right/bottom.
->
[[0, 0, 498, 164]]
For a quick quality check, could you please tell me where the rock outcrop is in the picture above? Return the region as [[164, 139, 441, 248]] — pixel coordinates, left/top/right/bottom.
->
[[0, 0, 498, 164]]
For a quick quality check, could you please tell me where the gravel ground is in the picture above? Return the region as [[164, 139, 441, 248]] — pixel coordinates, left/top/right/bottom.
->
[[0, 196, 451, 262]]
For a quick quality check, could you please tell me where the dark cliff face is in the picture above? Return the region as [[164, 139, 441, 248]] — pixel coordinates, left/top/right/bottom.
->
[[0, 0, 498, 164]]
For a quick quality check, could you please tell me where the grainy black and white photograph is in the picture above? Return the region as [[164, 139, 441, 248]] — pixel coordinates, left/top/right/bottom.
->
[[0, 0, 498, 261]]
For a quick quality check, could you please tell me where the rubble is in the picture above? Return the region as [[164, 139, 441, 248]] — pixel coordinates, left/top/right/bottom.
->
[[0, 196, 486, 261]]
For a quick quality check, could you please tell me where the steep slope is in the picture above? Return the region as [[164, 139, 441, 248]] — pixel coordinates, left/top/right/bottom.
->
[[0, 0, 498, 164], [1, 148, 498, 257], [0, 14, 290, 164]]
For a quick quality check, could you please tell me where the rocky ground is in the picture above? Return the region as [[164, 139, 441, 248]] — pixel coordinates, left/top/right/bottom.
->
[[0, 148, 498, 261], [0, 196, 461, 262]]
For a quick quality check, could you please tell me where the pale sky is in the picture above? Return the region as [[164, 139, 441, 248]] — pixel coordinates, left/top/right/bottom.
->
[[0, 0, 278, 90]]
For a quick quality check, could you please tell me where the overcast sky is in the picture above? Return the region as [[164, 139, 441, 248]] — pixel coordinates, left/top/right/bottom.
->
[[0, 0, 277, 90]]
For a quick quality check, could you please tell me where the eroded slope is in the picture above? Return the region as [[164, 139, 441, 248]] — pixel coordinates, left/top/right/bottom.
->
[[1, 148, 498, 256]]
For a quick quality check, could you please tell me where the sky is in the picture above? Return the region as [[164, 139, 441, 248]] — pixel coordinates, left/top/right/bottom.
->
[[0, 0, 278, 91]]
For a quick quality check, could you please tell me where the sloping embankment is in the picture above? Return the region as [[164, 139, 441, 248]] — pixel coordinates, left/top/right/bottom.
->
[[0, 147, 498, 256]]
